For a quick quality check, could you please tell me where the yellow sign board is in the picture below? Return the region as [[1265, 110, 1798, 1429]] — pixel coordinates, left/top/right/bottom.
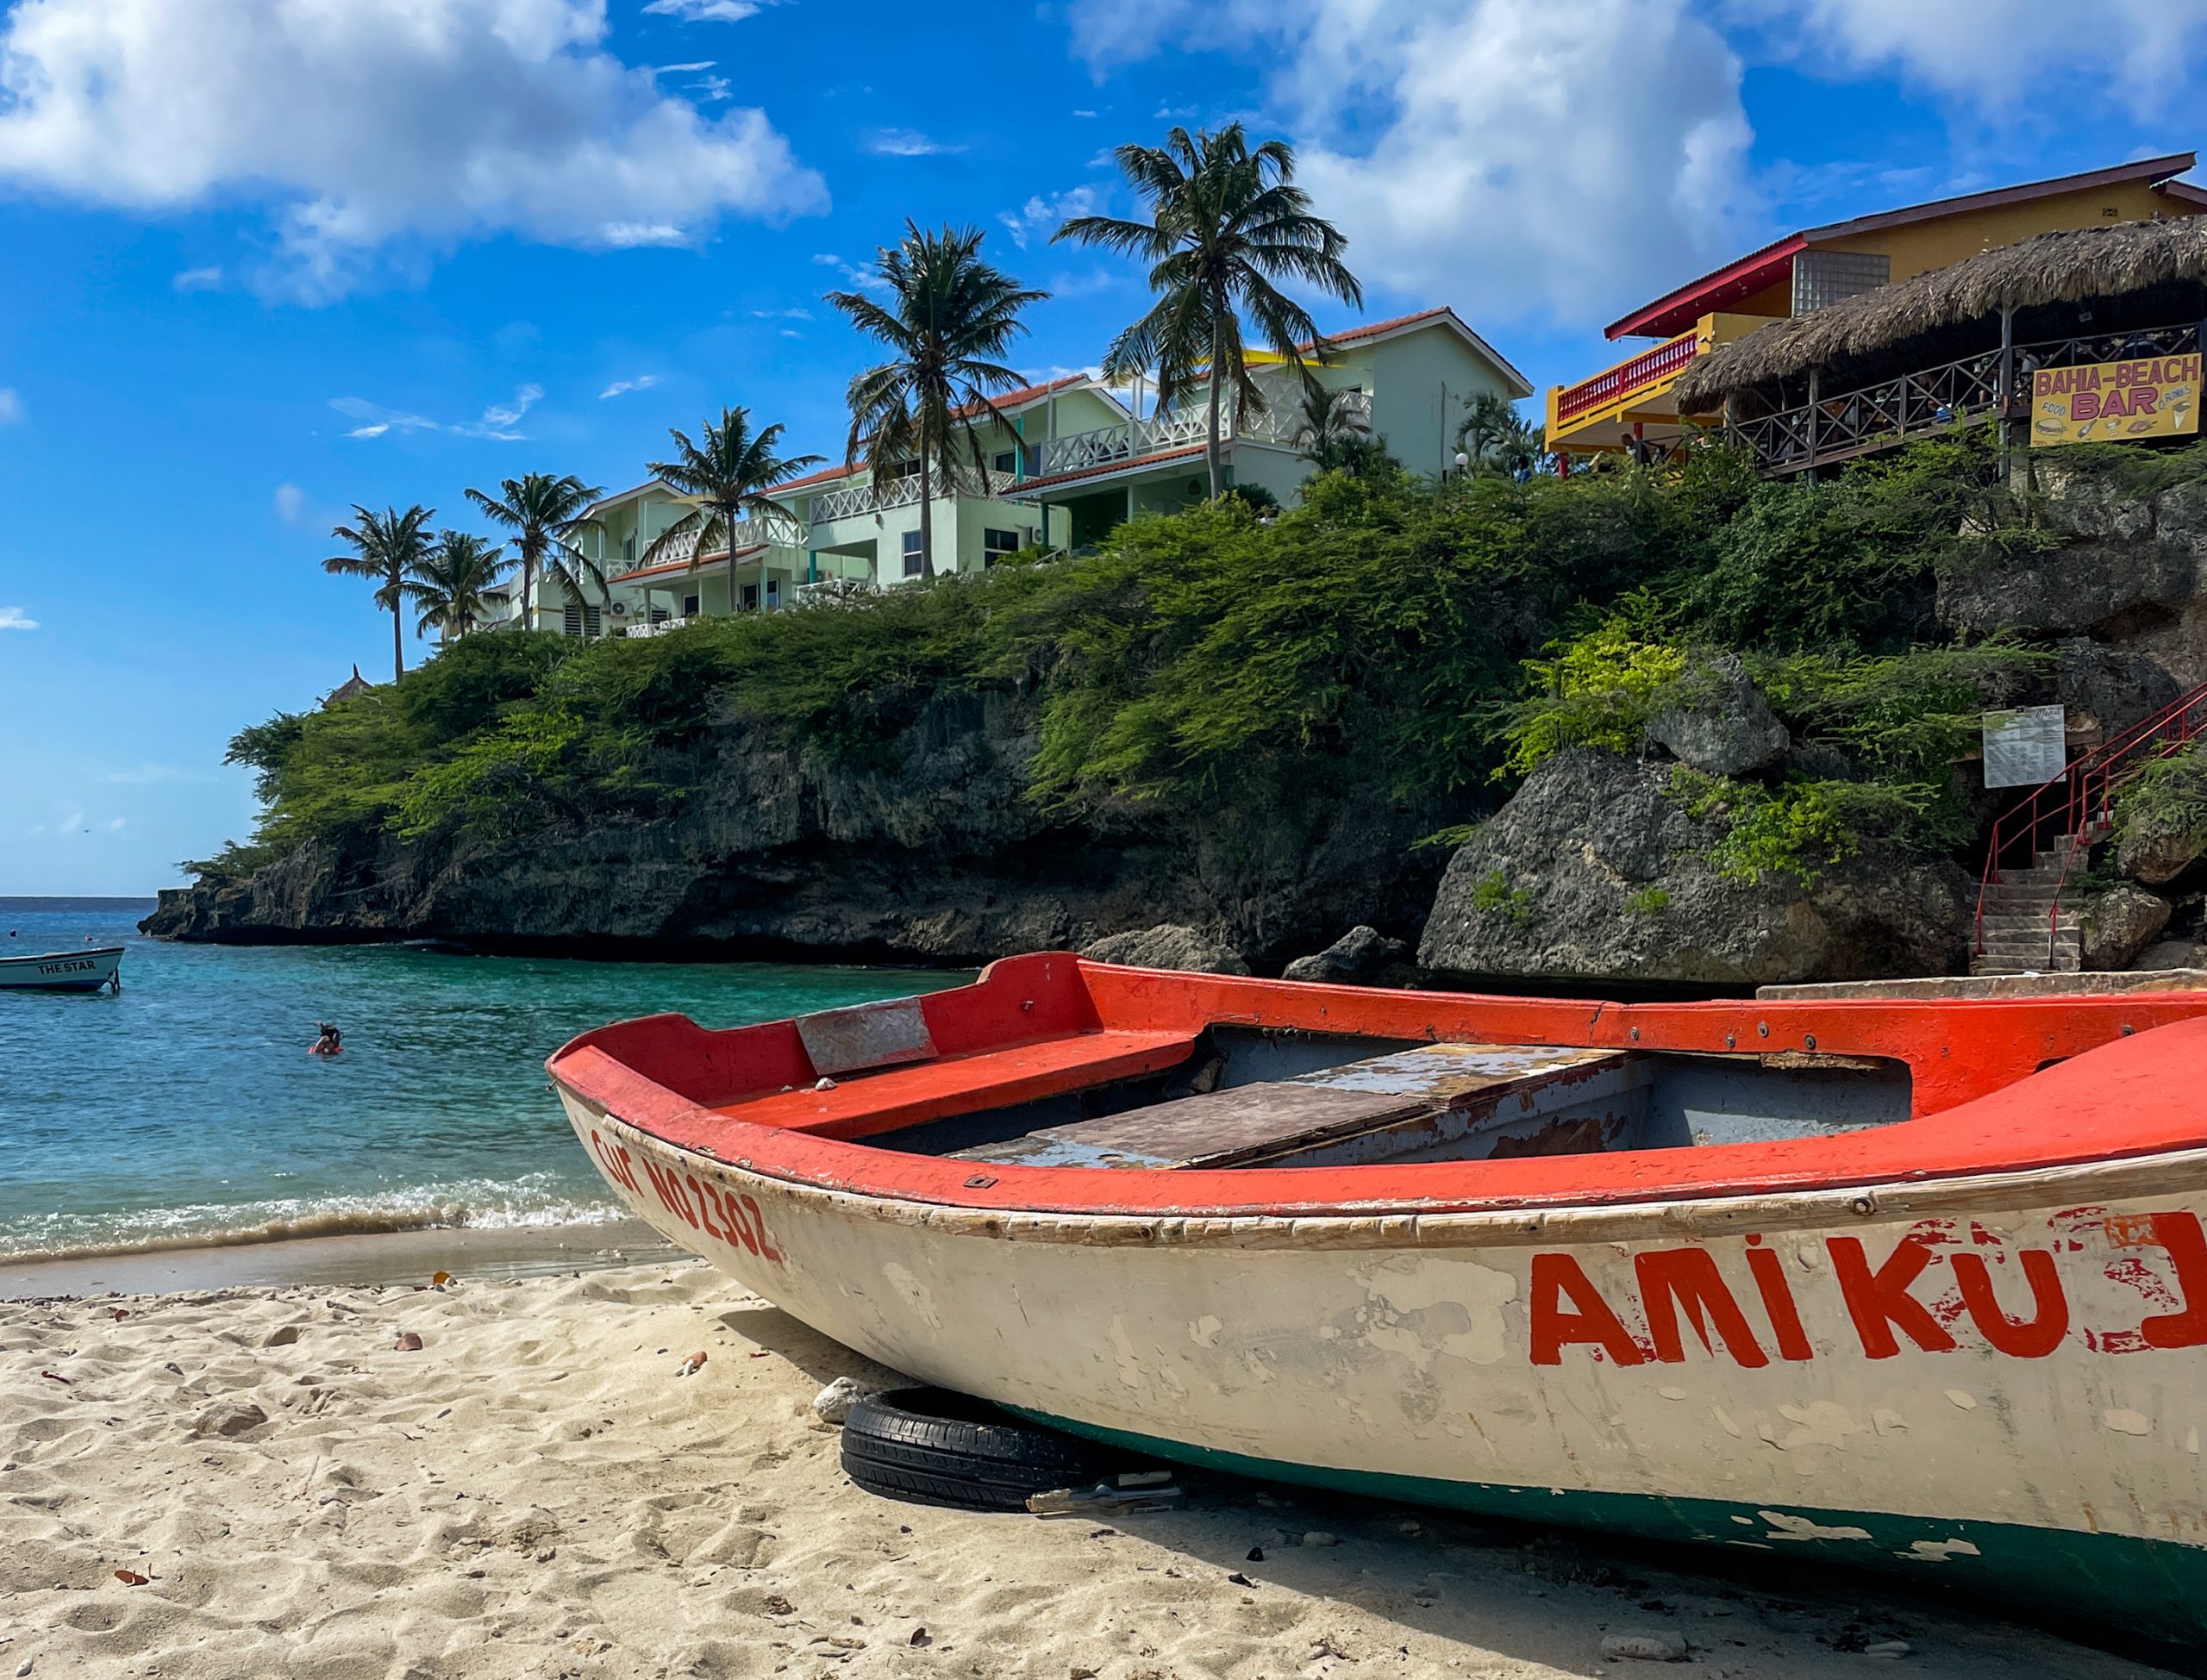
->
[[2031, 354, 2200, 447]]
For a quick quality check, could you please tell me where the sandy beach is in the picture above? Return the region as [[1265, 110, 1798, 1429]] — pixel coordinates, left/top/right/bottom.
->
[[0, 1255, 2179, 1680]]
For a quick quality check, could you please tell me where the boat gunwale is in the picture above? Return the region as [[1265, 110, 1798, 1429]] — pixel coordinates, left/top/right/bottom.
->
[[547, 952, 2207, 1224], [566, 1090, 2207, 1246], [0, 945, 124, 965]]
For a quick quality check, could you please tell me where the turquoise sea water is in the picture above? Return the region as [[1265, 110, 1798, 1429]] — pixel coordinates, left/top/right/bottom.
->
[[0, 898, 967, 1261]]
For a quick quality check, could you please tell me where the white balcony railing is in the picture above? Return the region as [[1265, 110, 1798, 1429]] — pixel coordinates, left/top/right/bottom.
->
[[629, 514, 804, 571], [805, 469, 1023, 523], [1034, 390, 1357, 480]]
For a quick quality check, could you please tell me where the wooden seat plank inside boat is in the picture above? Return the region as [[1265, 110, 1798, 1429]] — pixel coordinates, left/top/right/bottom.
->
[[954, 1042, 1640, 1171], [713, 1028, 1203, 1142]]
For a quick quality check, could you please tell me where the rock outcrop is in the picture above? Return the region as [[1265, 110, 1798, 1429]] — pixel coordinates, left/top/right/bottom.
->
[[1643, 657, 1788, 777], [143, 691, 1439, 969], [1416, 750, 1971, 985], [2078, 884, 2173, 972], [1940, 465, 2207, 687], [1079, 924, 1250, 975], [1280, 925, 1411, 985]]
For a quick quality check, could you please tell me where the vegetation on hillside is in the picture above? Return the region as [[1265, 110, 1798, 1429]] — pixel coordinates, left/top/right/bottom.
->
[[193, 428, 2090, 886]]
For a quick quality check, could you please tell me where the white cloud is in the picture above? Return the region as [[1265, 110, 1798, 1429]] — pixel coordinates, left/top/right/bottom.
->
[[1066, 0, 1754, 328], [599, 374, 661, 399], [644, 0, 764, 19], [273, 482, 305, 522], [999, 185, 1100, 249], [0, 606, 36, 630], [0, 0, 827, 302], [747, 305, 812, 320], [866, 128, 963, 158], [813, 251, 888, 293], [1723, 0, 2207, 107], [173, 265, 224, 291], [332, 384, 539, 440], [0, 388, 22, 425], [466, 384, 543, 438], [105, 816, 127, 832]]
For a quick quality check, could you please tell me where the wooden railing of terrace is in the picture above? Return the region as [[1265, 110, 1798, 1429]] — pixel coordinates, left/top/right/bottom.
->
[[1728, 321, 2205, 477]]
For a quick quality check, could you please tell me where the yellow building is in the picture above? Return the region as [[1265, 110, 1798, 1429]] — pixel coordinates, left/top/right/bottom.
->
[[1548, 153, 2207, 459]]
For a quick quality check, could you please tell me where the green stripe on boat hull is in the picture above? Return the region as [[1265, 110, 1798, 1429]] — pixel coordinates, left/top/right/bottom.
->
[[1016, 1408, 2207, 1647]]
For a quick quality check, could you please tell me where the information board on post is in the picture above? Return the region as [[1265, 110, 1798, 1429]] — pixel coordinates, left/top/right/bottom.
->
[[2032, 354, 2201, 447], [1982, 705, 2067, 790]]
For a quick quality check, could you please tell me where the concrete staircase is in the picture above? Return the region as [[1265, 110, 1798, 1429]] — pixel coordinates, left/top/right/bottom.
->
[[1969, 827, 2105, 976]]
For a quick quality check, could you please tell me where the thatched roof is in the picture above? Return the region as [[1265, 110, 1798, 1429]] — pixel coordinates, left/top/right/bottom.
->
[[1672, 216, 2207, 410]]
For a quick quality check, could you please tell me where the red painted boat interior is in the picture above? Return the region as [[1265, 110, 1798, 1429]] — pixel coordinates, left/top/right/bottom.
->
[[549, 953, 2207, 1216]]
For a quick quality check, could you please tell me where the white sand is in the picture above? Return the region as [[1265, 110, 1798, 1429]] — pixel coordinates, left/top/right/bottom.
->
[[0, 1261, 2173, 1680]]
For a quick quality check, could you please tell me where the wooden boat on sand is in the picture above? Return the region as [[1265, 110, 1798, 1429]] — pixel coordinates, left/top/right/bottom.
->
[[0, 944, 122, 992], [550, 953, 2207, 1640]]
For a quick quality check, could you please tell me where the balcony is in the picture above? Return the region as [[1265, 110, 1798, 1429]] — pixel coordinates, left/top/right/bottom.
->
[[1026, 389, 1358, 484], [805, 468, 1025, 523], [1547, 313, 1769, 453]]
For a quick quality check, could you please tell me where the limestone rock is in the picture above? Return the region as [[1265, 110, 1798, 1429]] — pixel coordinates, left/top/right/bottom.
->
[[2078, 885, 2172, 971], [141, 689, 1441, 969], [191, 1402, 268, 1439], [1416, 750, 1968, 985], [2055, 639, 2180, 740], [1643, 656, 1789, 777], [2116, 818, 2207, 887], [1080, 924, 1250, 975], [1280, 925, 1410, 984], [2130, 937, 2207, 972]]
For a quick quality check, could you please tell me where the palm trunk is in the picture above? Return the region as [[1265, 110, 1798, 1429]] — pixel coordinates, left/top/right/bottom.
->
[[918, 454, 934, 579], [390, 561, 405, 682], [1205, 325, 1225, 499], [522, 546, 535, 631]]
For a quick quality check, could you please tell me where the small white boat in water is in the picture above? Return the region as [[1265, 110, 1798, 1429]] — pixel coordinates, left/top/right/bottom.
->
[[0, 945, 122, 992]]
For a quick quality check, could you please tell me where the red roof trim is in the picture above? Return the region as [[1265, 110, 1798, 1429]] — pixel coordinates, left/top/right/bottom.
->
[[1605, 234, 1807, 340], [1607, 152, 2201, 340], [611, 544, 766, 585]]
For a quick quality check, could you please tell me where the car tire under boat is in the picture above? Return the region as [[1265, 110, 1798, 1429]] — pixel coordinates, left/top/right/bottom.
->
[[840, 1388, 1126, 1511]]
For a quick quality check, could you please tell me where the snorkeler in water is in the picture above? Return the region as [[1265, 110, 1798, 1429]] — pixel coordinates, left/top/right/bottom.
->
[[309, 1021, 343, 1056]]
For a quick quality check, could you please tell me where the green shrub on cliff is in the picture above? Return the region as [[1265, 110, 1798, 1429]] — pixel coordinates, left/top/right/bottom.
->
[[194, 434, 2113, 877]]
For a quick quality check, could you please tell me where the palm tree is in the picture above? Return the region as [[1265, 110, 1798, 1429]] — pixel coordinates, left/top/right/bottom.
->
[[323, 503, 435, 683], [642, 407, 823, 612], [463, 472, 606, 630], [410, 531, 512, 644], [826, 222, 1047, 580], [1056, 122, 1362, 498], [1456, 390, 1544, 477], [1291, 380, 1371, 472]]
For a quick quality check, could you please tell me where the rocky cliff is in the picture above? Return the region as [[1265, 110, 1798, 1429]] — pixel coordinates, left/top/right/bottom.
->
[[144, 690, 1442, 968], [1416, 750, 1973, 986]]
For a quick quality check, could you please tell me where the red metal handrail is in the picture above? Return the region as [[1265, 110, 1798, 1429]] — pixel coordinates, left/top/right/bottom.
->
[[1974, 676, 2207, 965], [1555, 330, 1703, 425]]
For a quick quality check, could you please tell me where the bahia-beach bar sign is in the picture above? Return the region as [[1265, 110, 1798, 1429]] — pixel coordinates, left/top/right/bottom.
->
[[2032, 353, 2199, 446]]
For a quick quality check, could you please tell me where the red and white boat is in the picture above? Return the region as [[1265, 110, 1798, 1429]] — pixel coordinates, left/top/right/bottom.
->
[[550, 953, 2207, 1639]]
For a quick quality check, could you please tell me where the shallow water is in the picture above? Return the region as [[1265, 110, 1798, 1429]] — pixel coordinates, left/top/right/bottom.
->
[[0, 897, 967, 1260]]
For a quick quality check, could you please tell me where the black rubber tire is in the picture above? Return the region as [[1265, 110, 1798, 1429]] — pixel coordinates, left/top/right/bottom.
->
[[840, 1387, 1115, 1512]]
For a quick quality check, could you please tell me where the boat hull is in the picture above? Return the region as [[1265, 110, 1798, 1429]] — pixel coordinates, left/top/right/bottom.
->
[[0, 946, 122, 992], [560, 1087, 2207, 1640]]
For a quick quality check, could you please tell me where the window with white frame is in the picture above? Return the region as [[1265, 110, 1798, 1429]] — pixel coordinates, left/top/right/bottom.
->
[[983, 528, 1022, 566], [741, 584, 760, 612], [682, 592, 700, 616], [992, 449, 1017, 475], [901, 531, 923, 577]]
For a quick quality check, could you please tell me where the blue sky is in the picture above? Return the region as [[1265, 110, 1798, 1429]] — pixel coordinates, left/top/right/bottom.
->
[[1, 0, 2203, 894]]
